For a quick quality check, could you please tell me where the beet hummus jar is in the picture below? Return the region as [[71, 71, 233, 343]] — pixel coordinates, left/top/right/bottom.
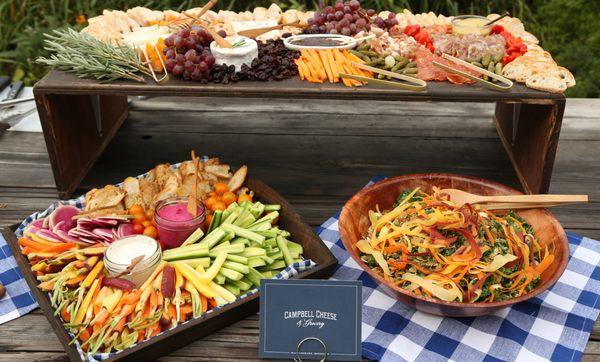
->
[[154, 197, 205, 249]]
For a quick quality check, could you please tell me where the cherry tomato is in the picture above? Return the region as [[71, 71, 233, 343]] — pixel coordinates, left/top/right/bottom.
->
[[204, 196, 218, 209], [132, 213, 146, 225], [214, 182, 228, 195], [212, 201, 226, 211], [142, 220, 152, 228], [222, 191, 237, 206], [129, 205, 144, 215], [205, 213, 213, 228], [238, 193, 253, 203], [132, 223, 144, 234], [143, 226, 158, 238], [145, 209, 155, 220]]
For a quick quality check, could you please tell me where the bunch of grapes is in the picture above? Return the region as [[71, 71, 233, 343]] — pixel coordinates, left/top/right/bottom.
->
[[163, 27, 225, 81], [305, 0, 375, 36], [373, 12, 399, 31]]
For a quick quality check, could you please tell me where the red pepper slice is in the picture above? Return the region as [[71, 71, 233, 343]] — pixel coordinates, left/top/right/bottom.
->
[[404, 24, 421, 37], [491, 24, 505, 34]]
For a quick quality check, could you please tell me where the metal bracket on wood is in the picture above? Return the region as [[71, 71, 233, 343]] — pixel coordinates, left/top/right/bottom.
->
[[90, 94, 102, 137], [511, 103, 521, 146]]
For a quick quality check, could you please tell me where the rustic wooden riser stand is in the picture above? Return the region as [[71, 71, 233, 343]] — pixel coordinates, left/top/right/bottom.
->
[[33, 70, 565, 198]]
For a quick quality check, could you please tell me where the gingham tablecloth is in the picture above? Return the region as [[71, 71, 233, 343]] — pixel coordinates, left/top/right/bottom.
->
[[0, 232, 37, 324], [316, 189, 600, 361]]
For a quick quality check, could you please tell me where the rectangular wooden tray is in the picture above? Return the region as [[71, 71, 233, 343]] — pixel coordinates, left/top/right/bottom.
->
[[3, 177, 338, 361]]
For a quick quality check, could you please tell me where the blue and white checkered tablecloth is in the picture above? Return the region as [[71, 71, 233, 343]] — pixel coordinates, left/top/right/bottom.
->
[[0, 232, 37, 324], [316, 181, 600, 361]]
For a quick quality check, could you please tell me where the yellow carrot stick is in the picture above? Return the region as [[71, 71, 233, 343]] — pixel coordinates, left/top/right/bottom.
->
[[140, 260, 167, 291], [173, 262, 217, 298], [73, 279, 100, 325], [81, 260, 104, 288]]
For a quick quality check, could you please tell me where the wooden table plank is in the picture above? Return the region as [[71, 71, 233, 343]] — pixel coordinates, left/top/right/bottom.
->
[[36, 70, 563, 102]]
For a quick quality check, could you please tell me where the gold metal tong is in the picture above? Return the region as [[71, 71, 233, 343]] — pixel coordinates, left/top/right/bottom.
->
[[340, 62, 427, 91], [432, 53, 513, 91]]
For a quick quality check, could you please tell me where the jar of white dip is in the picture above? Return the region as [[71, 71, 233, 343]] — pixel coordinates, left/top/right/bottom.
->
[[104, 235, 161, 288], [210, 36, 258, 71]]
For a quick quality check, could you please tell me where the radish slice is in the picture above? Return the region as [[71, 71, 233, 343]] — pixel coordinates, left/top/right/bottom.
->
[[55, 229, 88, 245], [37, 229, 64, 243], [48, 205, 80, 231]]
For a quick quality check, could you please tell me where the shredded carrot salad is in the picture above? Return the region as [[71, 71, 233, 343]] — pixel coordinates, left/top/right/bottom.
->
[[357, 188, 555, 303]]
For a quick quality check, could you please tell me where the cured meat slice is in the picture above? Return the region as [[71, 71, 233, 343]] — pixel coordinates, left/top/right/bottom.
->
[[415, 49, 447, 81]]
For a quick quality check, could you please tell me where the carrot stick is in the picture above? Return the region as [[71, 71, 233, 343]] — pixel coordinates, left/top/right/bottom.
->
[[66, 275, 85, 287], [81, 261, 104, 288], [200, 294, 208, 312], [180, 304, 193, 315], [18, 238, 49, 251], [208, 298, 218, 308], [317, 50, 333, 82]]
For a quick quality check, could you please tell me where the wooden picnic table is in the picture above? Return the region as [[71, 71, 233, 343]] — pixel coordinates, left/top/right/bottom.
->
[[0, 97, 598, 361], [34, 70, 565, 199]]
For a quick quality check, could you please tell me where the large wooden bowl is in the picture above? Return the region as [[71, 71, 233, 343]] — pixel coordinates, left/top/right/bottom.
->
[[339, 174, 569, 317]]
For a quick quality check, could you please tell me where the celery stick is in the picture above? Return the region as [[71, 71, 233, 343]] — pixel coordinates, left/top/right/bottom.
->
[[246, 267, 264, 287], [198, 228, 226, 248], [222, 211, 239, 225], [231, 237, 249, 246], [163, 243, 208, 256], [223, 261, 250, 274], [260, 255, 274, 265], [264, 204, 281, 212], [209, 243, 245, 256], [261, 270, 273, 278], [239, 200, 253, 209], [220, 267, 243, 281], [199, 251, 228, 283], [177, 258, 210, 269], [214, 273, 226, 285], [267, 251, 283, 260], [257, 230, 278, 239], [276, 236, 293, 266], [248, 221, 272, 231], [220, 223, 265, 244], [250, 211, 279, 227], [224, 283, 240, 296], [232, 278, 252, 291], [271, 268, 284, 276], [162, 248, 209, 261], [264, 238, 277, 247], [241, 247, 266, 258], [209, 281, 236, 302], [180, 228, 204, 246], [259, 260, 286, 271], [207, 211, 222, 233], [238, 215, 257, 229], [250, 202, 265, 218], [248, 257, 266, 268], [287, 240, 303, 254], [225, 254, 248, 264]]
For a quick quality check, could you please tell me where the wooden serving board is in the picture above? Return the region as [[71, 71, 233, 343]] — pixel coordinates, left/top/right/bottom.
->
[[2, 177, 337, 362]]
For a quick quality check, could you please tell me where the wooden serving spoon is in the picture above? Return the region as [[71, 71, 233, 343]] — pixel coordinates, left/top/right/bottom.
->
[[114, 255, 145, 278], [439, 188, 588, 207], [237, 21, 302, 38], [187, 151, 200, 217]]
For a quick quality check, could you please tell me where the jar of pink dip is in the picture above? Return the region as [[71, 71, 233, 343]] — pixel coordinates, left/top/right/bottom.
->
[[154, 197, 205, 249]]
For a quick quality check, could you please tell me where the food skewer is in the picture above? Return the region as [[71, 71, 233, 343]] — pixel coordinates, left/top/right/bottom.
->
[[182, 11, 233, 48], [432, 53, 513, 91], [237, 21, 303, 38], [188, 150, 200, 217], [485, 11, 510, 26], [341, 61, 427, 91]]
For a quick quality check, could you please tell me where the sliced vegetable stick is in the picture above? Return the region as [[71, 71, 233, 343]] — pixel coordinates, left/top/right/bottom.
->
[[140, 260, 167, 291], [81, 260, 103, 288], [317, 50, 333, 82]]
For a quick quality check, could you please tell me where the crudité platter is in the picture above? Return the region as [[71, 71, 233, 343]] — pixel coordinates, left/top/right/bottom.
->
[[36, 1, 574, 94], [4, 155, 337, 361]]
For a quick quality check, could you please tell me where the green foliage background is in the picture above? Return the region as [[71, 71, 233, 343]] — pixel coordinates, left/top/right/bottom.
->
[[0, 0, 597, 97]]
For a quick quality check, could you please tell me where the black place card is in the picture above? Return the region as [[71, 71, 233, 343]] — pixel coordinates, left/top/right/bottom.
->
[[259, 279, 362, 361]]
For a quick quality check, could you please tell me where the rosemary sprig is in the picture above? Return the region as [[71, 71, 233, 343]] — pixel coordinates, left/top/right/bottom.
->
[[232, 39, 248, 48], [36, 28, 151, 83]]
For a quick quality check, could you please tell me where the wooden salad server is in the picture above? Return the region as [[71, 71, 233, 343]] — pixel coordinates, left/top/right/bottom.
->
[[237, 21, 302, 38], [432, 53, 513, 91], [440, 188, 588, 207], [341, 61, 427, 91]]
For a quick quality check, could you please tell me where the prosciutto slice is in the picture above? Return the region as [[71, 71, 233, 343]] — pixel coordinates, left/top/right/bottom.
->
[[415, 48, 478, 84]]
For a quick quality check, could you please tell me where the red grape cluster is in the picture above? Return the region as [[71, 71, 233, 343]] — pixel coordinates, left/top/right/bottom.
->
[[306, 0, 375, 36], [373, 12, 399, 31], [163, 26, 225, 81]]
